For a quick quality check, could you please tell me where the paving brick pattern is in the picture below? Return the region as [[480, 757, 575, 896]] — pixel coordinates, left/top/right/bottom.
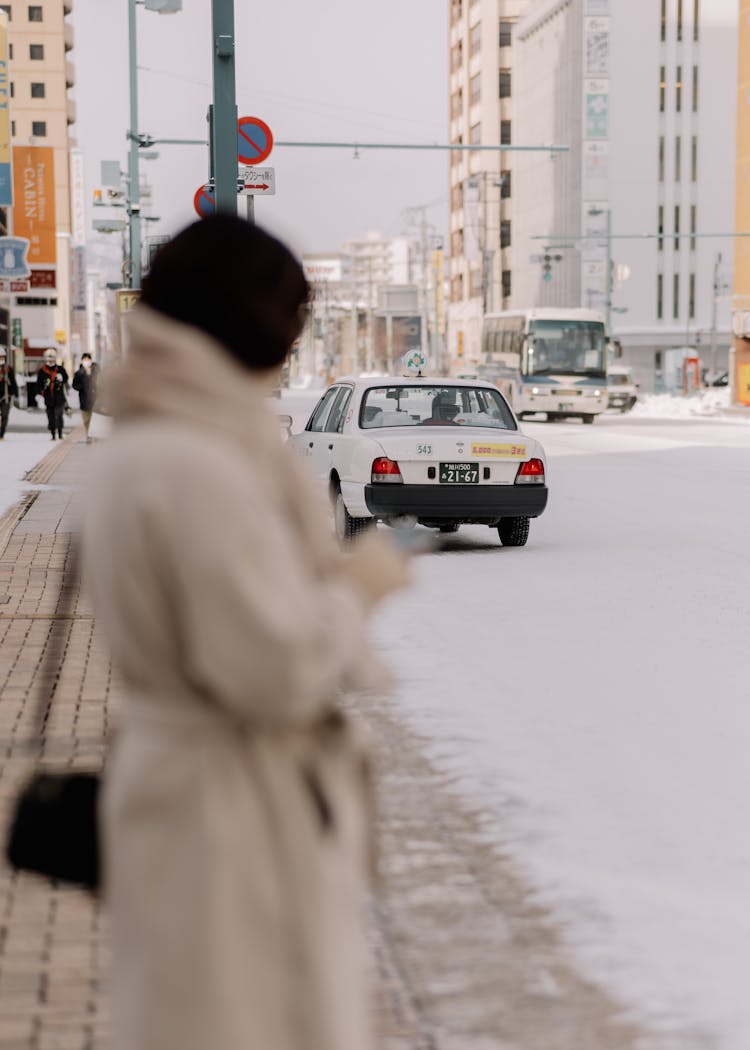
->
[[0, 438, 709, 1050]]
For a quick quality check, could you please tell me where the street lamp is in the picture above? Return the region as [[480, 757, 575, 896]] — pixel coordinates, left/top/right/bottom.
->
[[126, 0, 182, 290]]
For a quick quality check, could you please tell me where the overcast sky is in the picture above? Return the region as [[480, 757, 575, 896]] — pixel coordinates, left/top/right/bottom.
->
[[73, 0, 448, 267]]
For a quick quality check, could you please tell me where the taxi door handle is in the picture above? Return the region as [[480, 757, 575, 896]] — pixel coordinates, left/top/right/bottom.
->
[[308, 441, 314, 448], [328, 443, 334, 451]]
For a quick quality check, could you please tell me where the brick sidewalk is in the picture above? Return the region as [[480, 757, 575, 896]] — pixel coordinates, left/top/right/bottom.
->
[[0, 438, 705, 1050]]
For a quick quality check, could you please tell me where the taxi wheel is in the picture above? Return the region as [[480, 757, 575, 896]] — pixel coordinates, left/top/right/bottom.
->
[[334, 489, 374, 544], [439, 523, 460, 533], [582, 414, 595, 424], [498, 516, 530, 547]]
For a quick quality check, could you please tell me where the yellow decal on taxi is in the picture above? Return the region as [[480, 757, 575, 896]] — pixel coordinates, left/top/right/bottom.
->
[[471, 442, 527, 458]]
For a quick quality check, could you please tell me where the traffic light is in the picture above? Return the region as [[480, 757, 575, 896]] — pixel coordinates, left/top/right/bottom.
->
[[543, 254, 552, 282], [457, 330, 464, 358]]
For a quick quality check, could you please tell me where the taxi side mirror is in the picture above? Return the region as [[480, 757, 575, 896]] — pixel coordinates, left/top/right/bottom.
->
[[278, 414, 293, 438]]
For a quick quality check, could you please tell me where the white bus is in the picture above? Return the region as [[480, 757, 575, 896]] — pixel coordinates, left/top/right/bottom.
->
[[480, 308, 608, 423]]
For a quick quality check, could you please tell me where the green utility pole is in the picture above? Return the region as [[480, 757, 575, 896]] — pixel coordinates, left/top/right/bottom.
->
[[127, 0, 142, 289], [211, 0, 238, 214]]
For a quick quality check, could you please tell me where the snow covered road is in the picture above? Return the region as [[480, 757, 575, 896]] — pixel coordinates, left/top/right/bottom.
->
[[369, 411, 750, 1049]]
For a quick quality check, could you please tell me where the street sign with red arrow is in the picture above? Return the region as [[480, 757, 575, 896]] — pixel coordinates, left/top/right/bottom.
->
[[238, 166, 276, 196]]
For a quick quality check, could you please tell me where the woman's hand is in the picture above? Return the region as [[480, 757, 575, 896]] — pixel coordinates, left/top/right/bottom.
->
[[339, 530, 412, 611]]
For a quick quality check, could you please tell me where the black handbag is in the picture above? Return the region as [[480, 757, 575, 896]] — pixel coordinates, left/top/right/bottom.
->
[[4, 546, 102, 892]]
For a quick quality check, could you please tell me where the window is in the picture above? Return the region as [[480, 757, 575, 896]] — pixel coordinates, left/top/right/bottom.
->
[[450, 273, 465, 302], [451, 134, 463, 167], [470, 22, 481, 56], [451, 41, 463, 72], [8, 42, 12, 58], [499, 69, 511, 98], [502, 270, 511, 299], [499, 20, 512, 47], [675, 136, 681, 180], [326, 387, 352, 434], [658, 205, 664, 250], [469, 268, 483, 299], [469, 122, 481, 146], [691, 135, 697, 181], [674, 205, 681, 251], [0, 6, 11, 20], [657, 274, 664, 319], [676, 66, 682, 112], [677, 0, 683, 41], [693, 0, 699, 40], [659, 136, 665, 181], [451, 89, 463, 119], [673, 274, 680, 319], [451, 183, 464, 210], [661, 0, 666, 41], [28, 4, 41, 19], [659, 67, 666, 112], [31, 120, 46, 136], [451, 228, 464, 256], [29, 43, 43, 59], [307, 388, 340, 432], [451, 0, 462, 22], [30, 81, 45, 98], [501, 170, 511, 198], [692, 66, 698, 111], [690, 204, 697, 250], [689, 273, 696, 319], [470, 73, 481, 105], [500, 119, 511, 145], [500, 220, 511, 249], [9, 81, 13, 98], [10, 120, 15, 136]]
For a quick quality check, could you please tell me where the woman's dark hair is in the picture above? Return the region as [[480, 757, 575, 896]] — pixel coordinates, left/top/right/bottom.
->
[[141, 216, 310, 370]]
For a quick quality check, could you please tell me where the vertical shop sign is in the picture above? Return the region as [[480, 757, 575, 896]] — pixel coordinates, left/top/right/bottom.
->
[[12, 146, 57, 288], [0, 11, 12, 207]]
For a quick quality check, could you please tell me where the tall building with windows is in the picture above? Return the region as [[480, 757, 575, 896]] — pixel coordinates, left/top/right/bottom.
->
[[447, 0, 528, 367], [3, 0, 76, 359], [512, 0, 737, 390]]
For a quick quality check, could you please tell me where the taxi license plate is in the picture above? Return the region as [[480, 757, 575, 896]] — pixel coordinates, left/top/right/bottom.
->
[[558, 402, 574, 410], [439, 462, 479, 484]]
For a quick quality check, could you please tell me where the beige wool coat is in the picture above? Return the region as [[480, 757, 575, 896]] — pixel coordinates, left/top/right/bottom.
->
[[84, 308, 378, 1050]]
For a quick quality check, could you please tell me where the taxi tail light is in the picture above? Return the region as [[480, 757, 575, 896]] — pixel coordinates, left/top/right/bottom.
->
[[515, 458, 545, 485], [371, 457, 403, 484]]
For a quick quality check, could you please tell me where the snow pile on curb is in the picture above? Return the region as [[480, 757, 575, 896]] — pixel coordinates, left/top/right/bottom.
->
[[631, 388, 735, 420]]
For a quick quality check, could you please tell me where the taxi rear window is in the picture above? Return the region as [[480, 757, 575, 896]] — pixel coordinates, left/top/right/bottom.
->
[[360, 386, 516, 430]]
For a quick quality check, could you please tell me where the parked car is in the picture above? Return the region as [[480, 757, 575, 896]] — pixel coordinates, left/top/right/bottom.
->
[[607, 366, 638, 412], [288, 376, 548, 548]]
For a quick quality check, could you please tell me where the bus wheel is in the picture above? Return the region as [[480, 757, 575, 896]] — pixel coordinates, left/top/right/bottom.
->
[[582, 414, 595, 424], [546, 412, 559, 423]]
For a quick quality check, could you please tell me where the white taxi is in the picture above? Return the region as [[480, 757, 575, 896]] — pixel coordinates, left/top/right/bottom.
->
[[288, 376, 548, 547]]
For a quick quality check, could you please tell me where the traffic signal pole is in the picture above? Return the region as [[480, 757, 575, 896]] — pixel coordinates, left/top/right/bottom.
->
[[211, 0, 238, 215], [127, 0, 142, 289]]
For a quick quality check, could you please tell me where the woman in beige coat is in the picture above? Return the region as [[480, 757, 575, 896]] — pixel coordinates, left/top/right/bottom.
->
[[83, 217, 409, 1050]]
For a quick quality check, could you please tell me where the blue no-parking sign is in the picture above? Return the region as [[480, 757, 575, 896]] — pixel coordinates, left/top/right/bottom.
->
[[237, 117, 273, 166], [193, 183, 215, 218]]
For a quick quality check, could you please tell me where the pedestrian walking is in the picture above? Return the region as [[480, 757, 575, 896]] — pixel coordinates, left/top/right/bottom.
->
[[0, 348, 18, 439], [83, 215, 410, 1050], [72, 352, 99, 443], [37, 349, 69, 440]]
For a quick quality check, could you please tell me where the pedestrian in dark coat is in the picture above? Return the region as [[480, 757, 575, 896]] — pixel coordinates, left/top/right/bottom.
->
[[72, 353, 99, 443], [0, 348, 18, 439], [37, 349, 69, 440]]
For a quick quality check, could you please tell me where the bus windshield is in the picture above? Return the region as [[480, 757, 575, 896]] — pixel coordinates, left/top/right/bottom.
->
[[526, 320, 606, 377]]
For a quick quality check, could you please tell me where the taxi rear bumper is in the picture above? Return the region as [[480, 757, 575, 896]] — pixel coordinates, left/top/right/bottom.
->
[[364, 483, 548, 523]]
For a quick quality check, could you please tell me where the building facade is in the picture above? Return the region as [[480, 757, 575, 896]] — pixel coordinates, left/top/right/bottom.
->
[[512, 0, 737, 391], [447, 0, 528, 367], [4, 0, 76, 371]]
